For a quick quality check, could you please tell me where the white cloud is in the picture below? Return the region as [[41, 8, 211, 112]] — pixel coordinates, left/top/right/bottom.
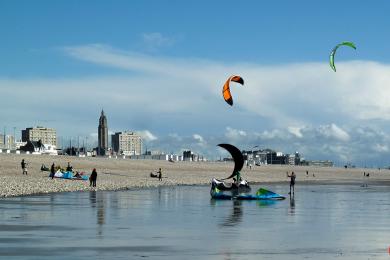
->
[[193, 134, 207, 147], [193, 134, 204, 143], [318, 124, 350, 142], [288, 126, 303, 138], [256, 129, 286, 140], [61, 45, 390, 126], [137, 130, 157, 141], [225, 127, 247, 140], [3, 44, 390, 165]]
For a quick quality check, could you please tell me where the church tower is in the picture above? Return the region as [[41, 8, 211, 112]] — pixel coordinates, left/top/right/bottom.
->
[[98, 110, 108, 156]]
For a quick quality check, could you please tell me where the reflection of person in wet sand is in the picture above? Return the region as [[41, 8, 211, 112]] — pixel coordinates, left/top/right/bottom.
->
[[220, 200, 243, 227], [289, 195, 295, 215], [89, 191, 105, 236], [290, 196, 295, 207]]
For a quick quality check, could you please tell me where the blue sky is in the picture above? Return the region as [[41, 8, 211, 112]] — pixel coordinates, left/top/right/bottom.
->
[[1, 1, 390, 166]]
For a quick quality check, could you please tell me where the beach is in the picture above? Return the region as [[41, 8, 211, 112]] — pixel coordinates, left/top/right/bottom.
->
[[0, 153, 389, 197]]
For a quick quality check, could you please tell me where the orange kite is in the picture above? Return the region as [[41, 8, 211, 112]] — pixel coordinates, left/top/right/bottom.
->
[[222, 75, 244, 106]]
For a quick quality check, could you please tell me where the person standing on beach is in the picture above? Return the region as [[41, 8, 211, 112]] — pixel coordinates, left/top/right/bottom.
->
[[90, 168, 97, 187], [66, 162, 73, 172], [158, 168, 162, 181], [287, 171, 296, 195], [50, 163, 55, 179], [21, 159, 27, 175]]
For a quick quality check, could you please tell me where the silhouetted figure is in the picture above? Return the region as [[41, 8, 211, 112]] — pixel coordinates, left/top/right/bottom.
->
[[66, 162, 73, 172], [73, 171, 82, 178], [287, 171, 296, 195], [364, 172, 366, 177], [21, 159, 27, 175], [157, 168, 162, 181], [306, 170, 308, 176], [50, 163, 55, 179], [90, 168, 97, 187]]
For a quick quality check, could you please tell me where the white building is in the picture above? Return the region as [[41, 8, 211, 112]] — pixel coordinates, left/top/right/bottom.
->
[[22, 126, 57, 146], [111, 131, 142, 156]]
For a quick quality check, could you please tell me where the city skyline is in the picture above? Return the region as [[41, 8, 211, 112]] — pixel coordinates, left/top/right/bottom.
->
[[1, 1, 390, 166]]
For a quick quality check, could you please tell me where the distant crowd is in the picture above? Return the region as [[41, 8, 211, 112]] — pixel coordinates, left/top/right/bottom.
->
[[21, 159, 98, 187]]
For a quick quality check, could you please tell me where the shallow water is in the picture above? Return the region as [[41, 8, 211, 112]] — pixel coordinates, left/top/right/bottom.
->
[[0, 184, 390, 259]]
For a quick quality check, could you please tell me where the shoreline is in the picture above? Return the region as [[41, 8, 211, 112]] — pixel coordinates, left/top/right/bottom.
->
[[1, 154, 389, 197], [3, 180, 388, 199]]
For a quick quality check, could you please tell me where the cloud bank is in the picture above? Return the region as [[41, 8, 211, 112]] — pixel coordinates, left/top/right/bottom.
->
[[2, 44, 390, 166]]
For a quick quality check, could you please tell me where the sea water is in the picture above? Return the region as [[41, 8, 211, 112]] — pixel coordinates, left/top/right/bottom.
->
[[0, 184, 390, 259]]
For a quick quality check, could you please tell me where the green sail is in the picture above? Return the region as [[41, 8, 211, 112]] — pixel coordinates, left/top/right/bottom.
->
[[329, 41, 356, 72]]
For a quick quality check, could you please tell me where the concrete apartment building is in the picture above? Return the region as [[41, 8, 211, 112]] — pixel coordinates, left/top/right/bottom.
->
[[111, 131, 142, 156], [2, 135, 15, 150], [21, 127, 57, 146]]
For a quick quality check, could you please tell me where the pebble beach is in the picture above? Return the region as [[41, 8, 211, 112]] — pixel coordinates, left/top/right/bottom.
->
[[1, 154, 389, 197]]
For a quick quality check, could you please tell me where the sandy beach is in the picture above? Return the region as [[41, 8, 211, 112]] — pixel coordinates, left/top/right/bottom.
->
[[0, 153, 389, 197]]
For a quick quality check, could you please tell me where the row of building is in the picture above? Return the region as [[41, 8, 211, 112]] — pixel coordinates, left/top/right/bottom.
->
[[0, 111, 142, 156], [3, 110, 332, 165], [0, 110, 207, 161], [241, 149, 333, 167]]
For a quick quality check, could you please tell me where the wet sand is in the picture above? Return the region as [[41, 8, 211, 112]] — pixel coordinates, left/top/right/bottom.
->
[[0, 153, 389, 197]]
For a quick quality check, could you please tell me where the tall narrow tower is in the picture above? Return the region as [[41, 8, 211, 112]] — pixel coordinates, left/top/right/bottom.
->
[[98, 110, 108, 156]]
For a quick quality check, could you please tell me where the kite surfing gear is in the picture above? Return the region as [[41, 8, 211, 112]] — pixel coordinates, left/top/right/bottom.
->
[[217, 143, 244, 180], [211, 178, 251, 192], [213, 143, 251, 191], [211, 187, 285, 200], [222, 75, 244, 106], [329, 41, 356, 72], [51, 171, 88, 181]]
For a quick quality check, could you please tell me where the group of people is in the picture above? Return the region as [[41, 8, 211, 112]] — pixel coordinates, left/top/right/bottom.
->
[[21, 159, 98, 187], [20, 158, 305, 195]]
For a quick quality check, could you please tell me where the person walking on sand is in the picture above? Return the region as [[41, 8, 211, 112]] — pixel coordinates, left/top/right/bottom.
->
[[21, 159, 27, 175], [287, 171, 296, 195], [50, 163, 55, 179], [90, 168, 97, 187], [158, 168, 162, 181]]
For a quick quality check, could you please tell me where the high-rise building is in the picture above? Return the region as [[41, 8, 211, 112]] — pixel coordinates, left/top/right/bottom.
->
[[111, 131, 142, 156], [98, 110, 108, 156], [21, 127, 57, 146]]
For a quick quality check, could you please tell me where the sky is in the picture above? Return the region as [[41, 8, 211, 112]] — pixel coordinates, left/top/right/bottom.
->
[[1, 1, 390, 166]]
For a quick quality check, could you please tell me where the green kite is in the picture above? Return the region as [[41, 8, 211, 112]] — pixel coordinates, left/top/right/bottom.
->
[[329, 41, 356, 72]]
